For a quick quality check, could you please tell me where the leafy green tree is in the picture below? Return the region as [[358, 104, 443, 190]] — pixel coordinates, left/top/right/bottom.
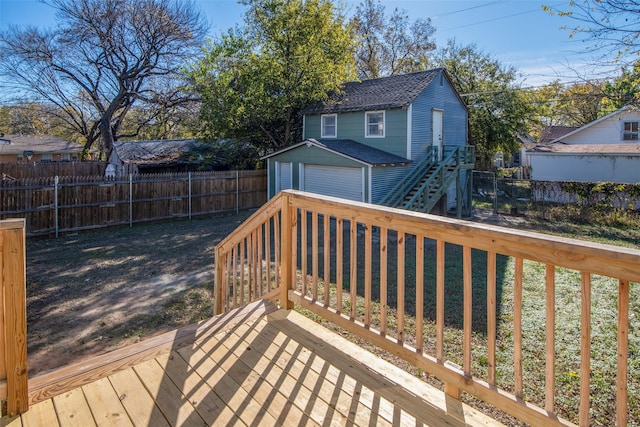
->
[[554, 81, 607, 126], [350, 0, 436, 79], [191, 0, 355, 153], [191, 139, 261, 171], [522, 80, 566, 138], [0, 0, 207, 159], [431, 41, 535, 169], [0, 103, 74, 138], [602, 61, 640, 110]]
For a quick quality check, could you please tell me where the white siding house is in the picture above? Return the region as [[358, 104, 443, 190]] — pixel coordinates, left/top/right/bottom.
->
[[528, 106, 640, 183]]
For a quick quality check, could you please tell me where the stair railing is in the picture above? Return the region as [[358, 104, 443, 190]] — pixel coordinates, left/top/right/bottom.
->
[[379, 146, 439, 207], [403, 147, 461, 212]]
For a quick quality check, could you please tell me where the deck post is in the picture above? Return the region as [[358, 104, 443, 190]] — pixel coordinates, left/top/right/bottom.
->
[[280, 192, 294, 310], [213, 247, 225, 315], [1, 219, 29, 415], [444, 383, 461, 400]]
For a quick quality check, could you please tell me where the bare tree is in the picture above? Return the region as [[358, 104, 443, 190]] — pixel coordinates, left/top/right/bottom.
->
[[0, 0, 207, 159], [545, 1, 640, 64], [350, 0, 436, 79]]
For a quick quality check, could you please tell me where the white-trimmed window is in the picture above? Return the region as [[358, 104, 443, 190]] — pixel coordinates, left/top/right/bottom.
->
[[365, 111, 385, 137], [321, 114, 337, 138], [623, 121, 639, 140]]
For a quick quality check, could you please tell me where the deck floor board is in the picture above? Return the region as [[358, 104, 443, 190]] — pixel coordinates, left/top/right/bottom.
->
[[81, 377, 133, 427], [2, 301, 502, 426]]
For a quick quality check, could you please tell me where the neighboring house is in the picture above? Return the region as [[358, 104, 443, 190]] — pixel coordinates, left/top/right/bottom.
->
[[262, 68, 473, 215], [108, 138, 207, 176], [528, 106, 640, 183], [0, 134, 89, 162]]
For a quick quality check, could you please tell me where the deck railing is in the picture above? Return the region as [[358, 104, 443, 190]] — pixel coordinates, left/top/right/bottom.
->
[[214, 190, 638, 426], [0, 219, 28, 416]]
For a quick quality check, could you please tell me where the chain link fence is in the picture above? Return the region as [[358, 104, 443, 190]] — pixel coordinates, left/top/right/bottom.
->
[[471, 171, 640, 225], [472, 171, 532, 216]]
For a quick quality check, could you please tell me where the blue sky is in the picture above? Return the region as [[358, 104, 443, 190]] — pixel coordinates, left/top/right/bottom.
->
[[0, 0, 605, 87]]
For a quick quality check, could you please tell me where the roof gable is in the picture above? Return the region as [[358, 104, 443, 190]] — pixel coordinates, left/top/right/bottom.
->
[[546, 105, 637, 144], [301, 69, 446, 115], [262, 138, 412, 166]]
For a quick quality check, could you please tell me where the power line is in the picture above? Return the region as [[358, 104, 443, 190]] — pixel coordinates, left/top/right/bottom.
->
[[430, 1, 508, 19], [438, 1, 566, 32]]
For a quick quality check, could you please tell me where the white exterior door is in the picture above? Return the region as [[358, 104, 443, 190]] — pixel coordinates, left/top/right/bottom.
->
[[432, 109, 443, 160], [303, 164, 363, 201]]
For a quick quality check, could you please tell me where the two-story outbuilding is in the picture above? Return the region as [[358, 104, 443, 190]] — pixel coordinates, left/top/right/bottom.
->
[[262, 68, 473, 215]]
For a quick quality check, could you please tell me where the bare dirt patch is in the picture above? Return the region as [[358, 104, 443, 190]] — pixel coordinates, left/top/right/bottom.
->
[[26, 210, 253, 376]]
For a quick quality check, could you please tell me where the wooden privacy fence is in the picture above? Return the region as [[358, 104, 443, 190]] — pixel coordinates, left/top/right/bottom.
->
[[0, 162, 106, 180], [0, 219, 28, 416], [0, 170, 266, 236], [214, 190, 639, 426]]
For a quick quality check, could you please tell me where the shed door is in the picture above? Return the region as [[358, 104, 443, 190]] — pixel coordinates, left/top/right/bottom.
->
[[303, 165, 363, 201], [276, 161, 292, 193]]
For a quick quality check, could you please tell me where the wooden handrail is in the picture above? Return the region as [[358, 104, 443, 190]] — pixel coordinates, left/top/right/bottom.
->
[[214, 190, 638, 426], [214, 192, 284, 314], [0, 219, 28, 416]]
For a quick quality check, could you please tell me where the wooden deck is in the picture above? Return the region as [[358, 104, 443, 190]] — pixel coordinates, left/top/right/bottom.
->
[[2, 300, 501, 427]]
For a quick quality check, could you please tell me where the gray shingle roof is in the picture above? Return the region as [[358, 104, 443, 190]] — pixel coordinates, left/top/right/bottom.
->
[[316, 139, 411, 165], [538, 126, 579, 144], [262, 139, 412, 166], [113, 139, 201, 163], [301, 69, 444, 115], [0, 134, 86, 154]]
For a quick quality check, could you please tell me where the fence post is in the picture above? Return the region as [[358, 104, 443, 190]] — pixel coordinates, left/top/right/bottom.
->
[[129, 174, 133, 228], [188, 172, 192, 220], [236, 170, 239, 214], [54, 176, 59, 238]]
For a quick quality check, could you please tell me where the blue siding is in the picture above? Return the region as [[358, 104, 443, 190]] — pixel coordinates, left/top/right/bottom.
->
[[410, 75, 467, 160], [371, 164, 411, 203]]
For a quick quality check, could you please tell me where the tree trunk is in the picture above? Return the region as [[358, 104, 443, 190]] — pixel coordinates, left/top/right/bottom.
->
[[99, 117, 115, 160]]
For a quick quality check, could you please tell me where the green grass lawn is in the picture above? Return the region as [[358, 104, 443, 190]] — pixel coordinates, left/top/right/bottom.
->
[[294, 214, 640, 426]]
